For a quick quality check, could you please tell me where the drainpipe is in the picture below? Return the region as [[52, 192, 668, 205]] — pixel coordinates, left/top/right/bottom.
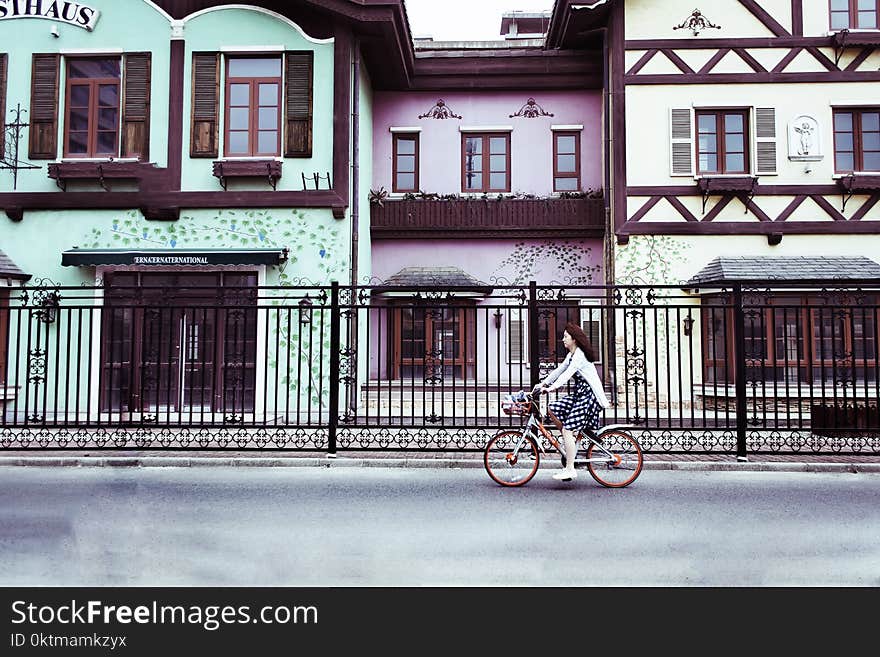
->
[[597, 26, 612, 288], [347, 38, 360, 415]]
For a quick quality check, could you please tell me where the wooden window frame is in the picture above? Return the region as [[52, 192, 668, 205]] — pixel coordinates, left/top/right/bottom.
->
[[461, 132, 511, 193], [552, 130, 581, 192], [701, 294, 879, 384], [832, 107, 880, 173], [391, 303, 476, 380], [830, 0, 880, 30], [392, 132, 419, 193], [63, 57, 121, 159], [695, 109, 750, 175], [224, 56, 283, 158], [100, 271, 259, 414]]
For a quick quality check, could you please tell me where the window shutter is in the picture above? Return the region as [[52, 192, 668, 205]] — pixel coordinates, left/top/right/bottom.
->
[[579, 301, 604, 365], [508, 315, 525, 364], [0, 54, 7, 160], [190, 52, 219, 158], [669, 107, 694, 176], [28, 53, 60, 160], [121, 52, 151, 160], [754, 107, 777, 175], [285, 51, 313, 158]]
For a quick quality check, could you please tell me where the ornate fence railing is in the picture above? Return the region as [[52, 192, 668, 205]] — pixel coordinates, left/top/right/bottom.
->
[[1, 279, 878, 454]]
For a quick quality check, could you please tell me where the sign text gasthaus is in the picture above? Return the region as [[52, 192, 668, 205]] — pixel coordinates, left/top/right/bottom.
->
[[0, 0, 101, 31]]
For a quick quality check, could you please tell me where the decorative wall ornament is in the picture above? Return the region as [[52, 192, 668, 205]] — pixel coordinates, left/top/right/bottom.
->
[[787, 115, 823, 162], [418, 99, 462, 120], [672, 9, 721, 36], [0, 104, 41, 190], [509, 98, 554, 119]]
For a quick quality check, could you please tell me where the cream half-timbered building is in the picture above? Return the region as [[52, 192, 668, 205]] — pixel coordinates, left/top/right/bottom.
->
[[607, 0, 880, 419]]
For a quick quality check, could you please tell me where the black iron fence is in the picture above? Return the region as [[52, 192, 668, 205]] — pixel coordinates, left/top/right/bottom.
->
[[1, 279, 878, 454]]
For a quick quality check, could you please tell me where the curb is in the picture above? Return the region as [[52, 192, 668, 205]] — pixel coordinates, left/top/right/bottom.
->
[[0, 456, 879, 473]]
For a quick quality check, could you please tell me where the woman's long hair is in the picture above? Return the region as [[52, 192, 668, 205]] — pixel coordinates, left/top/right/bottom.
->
[[564, 322, 598, 362]]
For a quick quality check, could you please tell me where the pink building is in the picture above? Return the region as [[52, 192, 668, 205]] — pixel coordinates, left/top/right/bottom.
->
[[369, 29, 606, 385]]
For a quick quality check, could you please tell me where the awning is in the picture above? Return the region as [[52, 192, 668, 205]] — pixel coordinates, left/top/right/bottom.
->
[[61, 248, 289, 267], [372, 267, 493, 296], [685, 256, 880, 288]]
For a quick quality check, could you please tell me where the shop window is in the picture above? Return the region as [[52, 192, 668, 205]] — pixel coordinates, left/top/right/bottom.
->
[[101, 272, 258, 415], [392, 304, 476, 380], [702, 294, 879, 385]]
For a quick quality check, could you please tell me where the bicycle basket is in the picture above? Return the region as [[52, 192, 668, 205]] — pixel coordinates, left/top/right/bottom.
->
[[501, 391, 531, 416]]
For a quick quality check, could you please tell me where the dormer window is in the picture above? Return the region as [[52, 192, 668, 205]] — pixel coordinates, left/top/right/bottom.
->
[[831, 0, 880, 30]]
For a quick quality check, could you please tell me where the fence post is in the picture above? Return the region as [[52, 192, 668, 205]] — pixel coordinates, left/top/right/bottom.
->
[[732, 282, 748, 461], [328, 281, 340, 457], [528, 280, 540, 390]]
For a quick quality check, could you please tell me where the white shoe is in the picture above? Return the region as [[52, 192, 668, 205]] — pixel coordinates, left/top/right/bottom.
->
[[552, 469, 577, 481]]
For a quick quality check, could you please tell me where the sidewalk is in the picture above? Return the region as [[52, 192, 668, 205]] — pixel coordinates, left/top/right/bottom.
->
[[1, 450, 879, 472]]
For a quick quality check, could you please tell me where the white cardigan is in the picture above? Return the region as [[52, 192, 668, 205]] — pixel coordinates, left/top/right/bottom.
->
[[540, 347, 611, 408]]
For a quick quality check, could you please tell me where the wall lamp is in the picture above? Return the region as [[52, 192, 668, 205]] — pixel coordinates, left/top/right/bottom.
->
[[493, 310, 504, 330], [682, 314, 694, 337], [299, 297, 313, 325], [37, 291, 61, 324]]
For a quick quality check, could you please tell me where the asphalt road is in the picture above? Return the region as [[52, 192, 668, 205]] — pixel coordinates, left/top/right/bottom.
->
[[0, 465, 878, 586]]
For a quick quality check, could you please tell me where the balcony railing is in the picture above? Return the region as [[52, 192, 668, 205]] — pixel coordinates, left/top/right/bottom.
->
[[370, 196, 606, 238]]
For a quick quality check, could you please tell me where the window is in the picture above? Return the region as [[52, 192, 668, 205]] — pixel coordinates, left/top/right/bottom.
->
[[702, 294, 879, 385], [191, 51, 311, 160], [64, 58, 121, 158], [696, 110, 749, 175], [224, 57, 282, 157], [553, 131, 581, 192], [831, 0, 880, 29], [462, 133, 510, 193], [101, 272, 258, 414], [392, 304, 476, 380], [833, 108, 880, 172], [393, 133, 419, 192]]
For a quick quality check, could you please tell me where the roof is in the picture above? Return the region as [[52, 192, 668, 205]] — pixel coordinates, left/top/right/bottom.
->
[[685, 256, 880, 287], [374, 267, 493, 295], [0, 250, 31, 282]]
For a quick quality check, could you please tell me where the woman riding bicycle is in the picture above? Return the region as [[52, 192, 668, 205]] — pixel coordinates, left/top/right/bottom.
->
[[535, 322, 610, 482]]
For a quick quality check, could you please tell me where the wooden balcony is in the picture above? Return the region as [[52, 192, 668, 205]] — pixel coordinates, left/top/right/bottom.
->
[[370, 196, 606, 239]]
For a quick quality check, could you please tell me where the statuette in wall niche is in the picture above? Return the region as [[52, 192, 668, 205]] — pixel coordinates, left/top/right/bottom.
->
[[672, 9, 721, 36], [418, 99, 462, 120], [787, 115, 823, 161], [509, 98, 554, 119]]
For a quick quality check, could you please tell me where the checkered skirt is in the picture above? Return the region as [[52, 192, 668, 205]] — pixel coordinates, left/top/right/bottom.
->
[[548, 374, 602, 432]]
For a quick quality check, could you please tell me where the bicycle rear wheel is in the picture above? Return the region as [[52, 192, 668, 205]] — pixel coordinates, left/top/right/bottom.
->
[[586, 430, 643, 488], [484, 430, 540, 487]]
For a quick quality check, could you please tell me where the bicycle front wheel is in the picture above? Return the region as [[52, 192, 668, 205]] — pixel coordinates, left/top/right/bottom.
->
[[586, 430, 643, 488], [484, 430, 540, 487]]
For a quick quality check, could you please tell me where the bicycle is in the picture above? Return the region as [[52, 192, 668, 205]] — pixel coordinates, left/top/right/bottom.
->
[[484, 390, 644, 488]]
